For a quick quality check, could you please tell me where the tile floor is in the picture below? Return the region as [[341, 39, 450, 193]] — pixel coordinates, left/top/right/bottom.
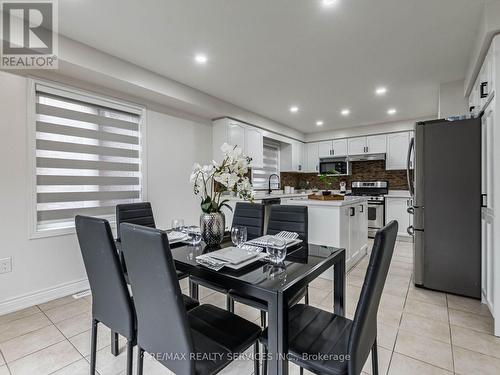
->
[[0, 240, 499, 375]]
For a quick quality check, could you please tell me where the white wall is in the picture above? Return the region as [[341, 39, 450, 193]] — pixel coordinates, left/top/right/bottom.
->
[[438, 80, 468, 118], [0, 71, 212, 314], [305, 117, 430, 142]]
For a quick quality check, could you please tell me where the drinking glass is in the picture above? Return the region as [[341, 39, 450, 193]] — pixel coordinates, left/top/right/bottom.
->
[[231, 226, 247, 248], [183, 225, 202, 245], [266, 237, 287, 264], [171, 218, 184, 232]]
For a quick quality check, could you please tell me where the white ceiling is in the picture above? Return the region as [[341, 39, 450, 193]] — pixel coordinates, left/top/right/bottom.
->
[[58, 0, 485, 134]]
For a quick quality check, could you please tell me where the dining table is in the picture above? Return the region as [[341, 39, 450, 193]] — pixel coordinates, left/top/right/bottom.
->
[[170, 239, 346, 375]]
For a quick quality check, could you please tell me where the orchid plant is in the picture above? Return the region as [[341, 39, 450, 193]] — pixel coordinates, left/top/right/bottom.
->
[[190, 143, 253, 214]]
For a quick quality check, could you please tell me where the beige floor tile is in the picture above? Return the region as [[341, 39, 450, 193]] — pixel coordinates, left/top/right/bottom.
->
[[453, 346, 500, 375], [394, 330, 453, 371], [399, 312, 451, 344], [218, 347, 255, 375], [179, 277, 189, 291], [44, 299, 91, 324], [451, 325, 500, 359], [309, 277, 333, 291], [133, 354, 174, 375], [233, 303, 260, 322], [0, 366, 9, 375], [388, 352, 452, 375], [90, 344, 130, 375], [0, 325, 65, 363], [37, 295, 78, 312], [381, 282, 408, 298], [50, 358, 90, 375], [55, 311, 92, 338], [377, 306, 403, 327], [407, 286, 447, 307], [347, 274, 364, 288], [318, 291, 334, 309], [308, 287, 331, 305], [69, 325, 125, 357], [387, 267, 412, 278], [202, 291, 228, 308], [362, 346, 391, 375], [198, 286, 217, 299], [8, 341, 82, 375], [377, 322, 398, 350], [0, 313, 52, 343], [380, 293, 406, 311], [448, 308, 493, 334], [0, 351, 4, 366], [403, 299, 449, 323], [0, 307, 41, 326], [447, 294, 491, 317]]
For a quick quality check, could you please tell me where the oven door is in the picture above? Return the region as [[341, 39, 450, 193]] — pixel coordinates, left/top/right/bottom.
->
[[367, 201, 384, 237]]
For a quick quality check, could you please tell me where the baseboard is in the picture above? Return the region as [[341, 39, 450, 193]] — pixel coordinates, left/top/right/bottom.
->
[[0, 278, 90, 316]]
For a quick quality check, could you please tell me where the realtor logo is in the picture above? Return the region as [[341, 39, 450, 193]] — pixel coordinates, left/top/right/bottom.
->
[[1, 0, 58, 69]]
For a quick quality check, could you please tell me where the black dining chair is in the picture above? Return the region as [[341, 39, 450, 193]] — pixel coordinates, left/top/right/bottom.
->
[[228, 204, 310, 328], [190, 202, 265, 312], [120, 223, 262, 375], [75, 216, 136, 375], [261, 220, 398, 375], [114, 202, 192, 356]]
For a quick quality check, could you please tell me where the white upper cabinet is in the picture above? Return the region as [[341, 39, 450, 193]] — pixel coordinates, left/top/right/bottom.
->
[[366, 134, 387, 154], [318, 141, 333, 158], [348, 137, 367, 155], [332, 139, 348, 157], [386, 132, 412, 170], [306, 143, 319, 173], [212, 118, 263, 168], [280, 141, 304, 172], [245, 127, 263, 168]]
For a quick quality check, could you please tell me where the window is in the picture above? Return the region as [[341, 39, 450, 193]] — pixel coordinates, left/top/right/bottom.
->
[[252, 139, 280, 190], [30, 82, 145, 236]]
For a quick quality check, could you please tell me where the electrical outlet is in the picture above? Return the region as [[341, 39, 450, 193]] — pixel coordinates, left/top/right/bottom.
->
[[0, 257, 12, 274]]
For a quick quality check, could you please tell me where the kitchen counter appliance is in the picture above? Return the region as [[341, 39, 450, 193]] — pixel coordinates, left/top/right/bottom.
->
[[351, 181, 389, 238], [408, 117, 481, 298]]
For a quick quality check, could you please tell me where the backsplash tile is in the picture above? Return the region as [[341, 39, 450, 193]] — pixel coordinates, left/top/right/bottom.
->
[[281, 160, 411, 190]]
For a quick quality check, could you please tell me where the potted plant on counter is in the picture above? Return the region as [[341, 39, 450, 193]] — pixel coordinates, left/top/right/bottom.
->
[[190, 143, 253, 246], [318, 170, 340, 196]]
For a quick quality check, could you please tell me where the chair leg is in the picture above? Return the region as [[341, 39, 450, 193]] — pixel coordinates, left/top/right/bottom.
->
[[90, 319, 98, 375], [137, 346, 144, 375], [126, 341, 134, 375], [371, 338, 379, 375], [304, 286, 309, 305], [262, 345, 268, 375], [189, 279, 199, 300], [260, 310, 267, 328], [227, 296, 235, 313], [111, 331, 119, 356], [253, 342, 260, 375], [299, 367, 304, 375]]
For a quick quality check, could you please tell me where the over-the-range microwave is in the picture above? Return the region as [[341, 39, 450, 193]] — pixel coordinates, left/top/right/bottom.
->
[[319, 157, 350, 175]]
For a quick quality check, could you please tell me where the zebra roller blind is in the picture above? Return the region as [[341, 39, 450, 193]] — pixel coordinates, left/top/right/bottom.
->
[[252, 139, 280, 190], [34, 84, 143, 231]]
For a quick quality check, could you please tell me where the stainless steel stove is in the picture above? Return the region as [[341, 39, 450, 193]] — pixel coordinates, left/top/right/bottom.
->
[[351, 181, 388, 238]]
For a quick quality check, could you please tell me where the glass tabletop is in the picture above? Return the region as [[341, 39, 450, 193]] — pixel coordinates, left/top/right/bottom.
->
[[171, 239, 344, 293]]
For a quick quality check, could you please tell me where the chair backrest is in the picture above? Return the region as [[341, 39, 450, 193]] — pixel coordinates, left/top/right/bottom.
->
[[120, 223, 195, 374], [232, 202, 265, 240], [266, 205, 308, 243], [116, 202, 156, 241], [347, 220, 398, 375], [75, 216, 135, 340]]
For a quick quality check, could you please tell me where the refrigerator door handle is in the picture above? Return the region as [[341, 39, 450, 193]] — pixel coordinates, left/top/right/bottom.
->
[[407, 136, 415, 197], [407, 206, 414, 214]]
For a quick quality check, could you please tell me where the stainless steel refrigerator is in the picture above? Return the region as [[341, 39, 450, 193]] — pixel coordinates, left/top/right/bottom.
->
[[407, 117, 481, 299]]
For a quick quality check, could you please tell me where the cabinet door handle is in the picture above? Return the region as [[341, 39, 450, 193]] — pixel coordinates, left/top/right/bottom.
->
[[332, 149, 334, 156], [481, 194, 487, 208], [359, 205, 364, 213], [350, 207, 355, 216], [407, 225, 414, 236], [480, 82, 488, 98]]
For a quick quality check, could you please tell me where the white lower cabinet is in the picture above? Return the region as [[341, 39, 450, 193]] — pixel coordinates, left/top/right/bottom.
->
[[482, 209, 495, 311], [385, 197, 412, 239]]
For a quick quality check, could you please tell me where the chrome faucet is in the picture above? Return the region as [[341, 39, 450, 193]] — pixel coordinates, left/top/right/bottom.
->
[[268, 174, 280, 194]]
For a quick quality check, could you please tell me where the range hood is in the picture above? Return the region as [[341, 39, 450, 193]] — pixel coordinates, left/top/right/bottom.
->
[[347, 153, 386, 162]]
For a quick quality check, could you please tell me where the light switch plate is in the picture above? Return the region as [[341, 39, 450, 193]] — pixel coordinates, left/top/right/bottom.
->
[[0, 257, 12, 274]]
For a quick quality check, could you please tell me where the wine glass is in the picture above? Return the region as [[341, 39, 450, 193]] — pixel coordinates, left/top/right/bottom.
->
[[266, 237, 287, 264], [231, 227, 247, 248], [171, 218, 184, 232]]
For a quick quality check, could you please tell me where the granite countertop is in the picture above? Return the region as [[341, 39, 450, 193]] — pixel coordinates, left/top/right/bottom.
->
[[286, 196, 368, 207], [227, 192, 310, 201]]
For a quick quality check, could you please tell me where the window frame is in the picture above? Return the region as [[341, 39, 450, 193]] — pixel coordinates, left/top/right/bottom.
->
[[252, 138, 281, 191], [27, 78, 148, 239]]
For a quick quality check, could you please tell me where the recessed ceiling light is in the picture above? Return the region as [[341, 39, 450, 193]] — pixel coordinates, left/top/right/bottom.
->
[[290, 106, 299, 113], [322, 0, 338, 6], [316, 120, 324, 126], [194, 54, 208, 64], [375, 87, 387, 95], [341, 109, 350, 116], [387, 108, 397, 115]]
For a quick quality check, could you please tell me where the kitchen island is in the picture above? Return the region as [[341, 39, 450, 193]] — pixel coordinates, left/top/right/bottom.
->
[[287, 196, 369, 276]]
